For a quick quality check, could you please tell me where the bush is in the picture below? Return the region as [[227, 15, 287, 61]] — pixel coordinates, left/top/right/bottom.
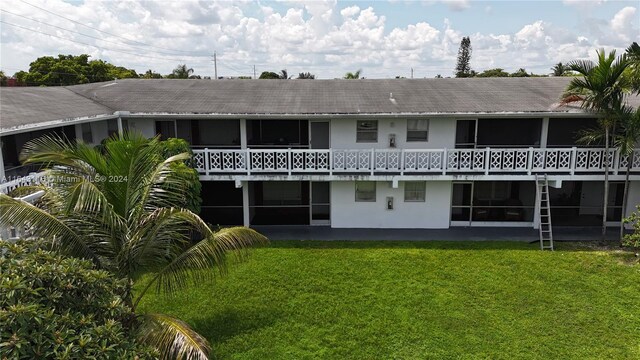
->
[[622, 205, 640, 248], [0, 240, 157, 359]]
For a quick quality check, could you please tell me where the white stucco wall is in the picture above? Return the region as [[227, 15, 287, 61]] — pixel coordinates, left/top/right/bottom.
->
[[330, 180, 452, 228], [329, 118, 456, 150], [127, 119, 156, 138]]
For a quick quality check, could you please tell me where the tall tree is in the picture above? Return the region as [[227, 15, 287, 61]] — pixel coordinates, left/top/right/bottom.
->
[[297, 72, 315, 79], [278, 69, 291, 79], [562, 49, 631, 240], [455, 36, 473, 78], [15, 54, 138, 86], [551, 62, 570, 76], [0, 132, 267, 359], [344, 69, 362, 79], [142, 69, 163, 79], [168, 64, 194, 79], [475, 68, 510, 77], [625, 42, 640, 94], [510, 68, 530, 77], [614, 106, 640, 241], [259, 71, 280, 79]]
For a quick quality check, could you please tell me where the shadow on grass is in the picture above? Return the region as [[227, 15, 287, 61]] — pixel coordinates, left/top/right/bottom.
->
[[191, 307, 282, 344]]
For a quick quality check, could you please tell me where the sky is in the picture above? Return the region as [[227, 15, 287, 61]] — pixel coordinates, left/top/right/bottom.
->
[[0, 0, 638, 79]]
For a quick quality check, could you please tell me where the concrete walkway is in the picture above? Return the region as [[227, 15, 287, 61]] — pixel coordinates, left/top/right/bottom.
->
[[252, 225, 622, 242]]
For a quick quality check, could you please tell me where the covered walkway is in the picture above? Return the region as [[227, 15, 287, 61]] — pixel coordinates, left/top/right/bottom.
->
[[252, 226, 622, 242]]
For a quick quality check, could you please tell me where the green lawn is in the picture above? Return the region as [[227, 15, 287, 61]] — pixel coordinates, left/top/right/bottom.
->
[[137, 241, 640, 359]]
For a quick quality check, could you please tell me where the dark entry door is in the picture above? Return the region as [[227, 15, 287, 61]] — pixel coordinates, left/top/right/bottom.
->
[[310, 121, 330, 149]]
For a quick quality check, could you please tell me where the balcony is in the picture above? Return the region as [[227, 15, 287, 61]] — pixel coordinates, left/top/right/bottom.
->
[[192, 147, 640, 177]]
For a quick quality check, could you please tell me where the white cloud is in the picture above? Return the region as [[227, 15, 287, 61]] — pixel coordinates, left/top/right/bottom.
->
[[610, 6, 637, 42], [442, 0, 470, 12], [0, 0, 636, 79]]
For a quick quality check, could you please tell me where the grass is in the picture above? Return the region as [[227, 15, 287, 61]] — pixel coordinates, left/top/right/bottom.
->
[[137, 241, 640, 359]]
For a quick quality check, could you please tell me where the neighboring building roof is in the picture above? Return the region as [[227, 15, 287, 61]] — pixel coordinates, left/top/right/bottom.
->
[[2, 77, 639, 134], [0, 86, 114, 132]]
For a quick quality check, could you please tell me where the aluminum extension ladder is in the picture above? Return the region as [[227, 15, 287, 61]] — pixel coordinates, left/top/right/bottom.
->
[[536, 175, 554, 251]]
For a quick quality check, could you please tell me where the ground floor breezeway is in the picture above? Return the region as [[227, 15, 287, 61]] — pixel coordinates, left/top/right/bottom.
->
[[199, 179, 637, 230]]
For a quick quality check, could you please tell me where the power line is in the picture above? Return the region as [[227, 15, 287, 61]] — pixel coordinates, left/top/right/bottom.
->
[[0, 20, 207, 63], [0, 9, 208, 58], [18, 0, 201, 55]]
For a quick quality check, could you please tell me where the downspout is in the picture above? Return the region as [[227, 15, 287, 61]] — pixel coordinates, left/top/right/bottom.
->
[[114, 111, 130, 139]]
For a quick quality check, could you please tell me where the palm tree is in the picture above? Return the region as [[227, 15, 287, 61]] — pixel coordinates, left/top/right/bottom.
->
[[297, 72, 315, 79], [614, 106, 640, 240], [551, 62, 569, 76], [0, 132, 267, 359], [278, 69, 291, 79], [344, 69, 362, 79], [626, 42, 640, 94], [562, 49, 630, 239], [171, 64, 195, 79]]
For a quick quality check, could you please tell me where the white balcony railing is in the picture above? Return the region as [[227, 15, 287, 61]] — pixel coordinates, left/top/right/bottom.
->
[[0, 172, 48, 194], [193, 147, 640, 176]]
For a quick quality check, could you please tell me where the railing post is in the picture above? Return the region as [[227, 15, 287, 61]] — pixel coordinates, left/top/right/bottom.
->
[[204, 148, 210, 176], [370, 148, 374, 176], [400, 149, 405, 176], [329, 150, 333, 176], [288, 148, 292, 176], [484, 147, 490, 175], [613, 149, 619, 175], [570, 147, 576, 175], [246, 148, 251, 176], [442, 148, 448, 175], [527, 147, 533, 175]]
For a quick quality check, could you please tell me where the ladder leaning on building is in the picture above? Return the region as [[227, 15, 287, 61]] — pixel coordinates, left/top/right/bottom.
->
[[536, 175, 554, 251]]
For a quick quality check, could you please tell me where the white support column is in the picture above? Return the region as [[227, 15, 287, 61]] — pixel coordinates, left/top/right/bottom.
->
[[240, 119, 247, 149], [117, 117, 124, 139], [540, 117, 549, 149], [242, 181, 250, 227]]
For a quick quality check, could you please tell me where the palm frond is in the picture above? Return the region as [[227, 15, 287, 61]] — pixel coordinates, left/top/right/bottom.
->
[[0, 194, 100, 264], [137, 313, 210, 360], [576, 127, 605, 145], [135, 224, 266, 304]]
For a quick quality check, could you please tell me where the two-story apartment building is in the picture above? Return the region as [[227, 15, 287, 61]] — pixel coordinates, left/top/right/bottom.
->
[[2, 78, 639, 232]]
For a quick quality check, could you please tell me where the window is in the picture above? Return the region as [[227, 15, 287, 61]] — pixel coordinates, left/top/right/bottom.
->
[[155, 120, 176, 140], [407, 119, 429, 142], [107, 119, 128, 138], [355, 182, 376, 202], [404, 181, 426, 202], [81, 123, 93, 143], [356, 120, 378, 142]]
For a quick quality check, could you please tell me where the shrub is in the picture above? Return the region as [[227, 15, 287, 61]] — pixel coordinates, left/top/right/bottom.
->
[[622, 205, 640, 248], [0, 240, 157, 359]]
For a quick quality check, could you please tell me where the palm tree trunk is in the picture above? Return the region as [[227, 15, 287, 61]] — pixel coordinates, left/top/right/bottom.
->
[[602, 127, 610, 242], [620, 156, 632, 241]]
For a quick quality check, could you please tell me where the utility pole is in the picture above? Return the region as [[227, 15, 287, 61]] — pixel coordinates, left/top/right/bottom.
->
[[253, 65, 256, 79], [411, 68, 414, 79], [213, 51, 218, 79]]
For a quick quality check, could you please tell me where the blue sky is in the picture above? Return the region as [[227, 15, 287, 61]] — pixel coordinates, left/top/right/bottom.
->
[[1, 0, 638, 78]]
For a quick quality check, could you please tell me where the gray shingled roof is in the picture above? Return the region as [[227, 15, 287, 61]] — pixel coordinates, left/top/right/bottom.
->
[[3, 77, 639, 133], [0, 86, 113, 131], [67, 77, 579, 115]]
